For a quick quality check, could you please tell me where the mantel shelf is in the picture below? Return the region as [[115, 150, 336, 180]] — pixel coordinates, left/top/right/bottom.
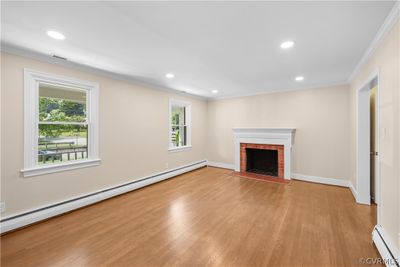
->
[[233, 128, 296, 134]]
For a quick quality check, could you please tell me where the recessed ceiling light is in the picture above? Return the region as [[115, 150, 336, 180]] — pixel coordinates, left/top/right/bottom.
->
[[211, 90, 219, 94], [280, 40, 295, 49], [165, 73, 175, 79], [47, 30, 65, 40], [295, 76, 304, 81]]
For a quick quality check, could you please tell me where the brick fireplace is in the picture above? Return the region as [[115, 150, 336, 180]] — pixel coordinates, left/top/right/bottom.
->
[[233, 128, 296, 180], [240, 143, 284, 178]]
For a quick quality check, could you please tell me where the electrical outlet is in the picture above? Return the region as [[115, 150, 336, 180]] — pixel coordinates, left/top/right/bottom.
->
[[165, 163, 169, 169], [0, 202, 5, 213]]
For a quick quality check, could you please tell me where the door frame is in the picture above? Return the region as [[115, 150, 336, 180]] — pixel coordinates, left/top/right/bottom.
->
[[356, 69, 381, 221]]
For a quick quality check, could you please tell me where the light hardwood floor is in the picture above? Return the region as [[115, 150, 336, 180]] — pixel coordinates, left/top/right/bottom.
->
[[1, 167, 381, 266]]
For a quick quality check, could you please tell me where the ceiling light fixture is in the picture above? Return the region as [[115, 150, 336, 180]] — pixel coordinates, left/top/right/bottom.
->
[[47, 30, 65, 40], [165, 73, 175, 79], [295, 76, 304, 81], [211, 90, 219, 94], [280, 40, 295, 49]]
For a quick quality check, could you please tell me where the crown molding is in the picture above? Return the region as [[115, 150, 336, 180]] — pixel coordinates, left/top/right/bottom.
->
[[348, 1, 400, 83], [3, 0, 397, 102], [2, 42, 349, 101], [209, 81, 349, 101], [0, 42, 208, 101]]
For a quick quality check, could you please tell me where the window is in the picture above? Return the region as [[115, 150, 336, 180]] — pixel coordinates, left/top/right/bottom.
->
[[22, 69, 100, 177], [169, 99, 191, 151]]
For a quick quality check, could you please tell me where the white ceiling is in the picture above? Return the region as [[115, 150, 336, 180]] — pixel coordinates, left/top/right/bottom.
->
[[1, 1, 395, 98]]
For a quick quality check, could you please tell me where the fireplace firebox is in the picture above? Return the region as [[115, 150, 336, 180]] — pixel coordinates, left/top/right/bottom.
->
[[246, 148, 278, 176], [240, 143, 284, 179]]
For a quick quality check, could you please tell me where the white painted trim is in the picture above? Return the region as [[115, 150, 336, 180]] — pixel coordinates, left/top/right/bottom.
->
[[2, 43, 348, 101], [374, 72, 381, 223], [232, 127, 296, 134], [2, 0, 398, 102], [168, 98, 192, 151], [233, 128, 296, 179], [23, 69, 100, 177], [292, 173, 350, 188], [21, 159, 101, 177], [356, 84, 372, 205], [168, 146, 192, 152], [211, 81, 349, 101], [1, 43, 207, 101], [348, 2, 400, 82], [1, 160, 207, 233], [356, 69, 381, 209], [206, 163, 354, 190], [349, 181, 358, 201], [372, 225, 399, 266], [207, 162, 235, 170]]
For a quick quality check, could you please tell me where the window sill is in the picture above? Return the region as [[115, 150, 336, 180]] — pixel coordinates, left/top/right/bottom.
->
[[21, 158, 101, 177], [168, 146, 192, 152]]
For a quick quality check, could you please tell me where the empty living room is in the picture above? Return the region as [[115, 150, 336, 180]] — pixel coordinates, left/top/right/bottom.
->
[[1, 1, 399, 266]]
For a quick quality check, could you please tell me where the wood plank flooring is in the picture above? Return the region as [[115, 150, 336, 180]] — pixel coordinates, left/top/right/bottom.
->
[[1, 167, 381, 266]]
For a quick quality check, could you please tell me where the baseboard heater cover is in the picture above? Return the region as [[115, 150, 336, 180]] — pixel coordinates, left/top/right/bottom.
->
[[372, 225, 399, 266], [0, 160, 207, 233], [207, 162, 235, 170]]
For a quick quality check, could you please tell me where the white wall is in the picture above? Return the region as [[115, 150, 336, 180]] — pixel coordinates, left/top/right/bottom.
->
[[349, 20, 399, 254], [1, 52, 208, 218], [207, 85, 350, 181]]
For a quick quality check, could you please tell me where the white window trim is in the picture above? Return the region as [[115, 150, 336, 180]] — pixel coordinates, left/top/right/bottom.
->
[[21, 69, 100, 177], [168, 99, 192, 152]]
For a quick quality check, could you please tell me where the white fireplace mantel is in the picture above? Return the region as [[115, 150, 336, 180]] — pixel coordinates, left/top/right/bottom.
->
[[233, 128, 296, 179]]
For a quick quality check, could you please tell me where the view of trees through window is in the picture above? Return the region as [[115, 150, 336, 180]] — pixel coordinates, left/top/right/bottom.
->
[[171, 105, 187, 147], [38, 84, 88, 164]]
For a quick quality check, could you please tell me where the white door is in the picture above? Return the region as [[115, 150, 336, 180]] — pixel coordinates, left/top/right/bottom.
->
[[370, 86, 378, 204]]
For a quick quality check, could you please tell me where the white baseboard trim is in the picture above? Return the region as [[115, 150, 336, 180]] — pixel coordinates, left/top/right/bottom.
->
[[206, 163, 352, 189], [292, 173, 350, 188], [207, 163, 353, 188], [0, 160, 207, 233], [372, 225, 399, 266], [348, 181, 358, 201], [207, 161, 235, 170]]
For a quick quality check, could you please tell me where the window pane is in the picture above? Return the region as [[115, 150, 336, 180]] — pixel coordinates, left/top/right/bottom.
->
[[38, 124, 88, 164], [171, 105, 185, 126], [171, 126, 187, 147], [39, 83, 86, 123]]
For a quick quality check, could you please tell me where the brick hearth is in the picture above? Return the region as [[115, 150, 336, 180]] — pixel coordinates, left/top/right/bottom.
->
[[240, 143, 284, 178]]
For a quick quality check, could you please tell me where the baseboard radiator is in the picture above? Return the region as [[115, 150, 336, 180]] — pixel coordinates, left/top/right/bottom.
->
[[372, 225, 399, 266], [0, 160, 207, 233]]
